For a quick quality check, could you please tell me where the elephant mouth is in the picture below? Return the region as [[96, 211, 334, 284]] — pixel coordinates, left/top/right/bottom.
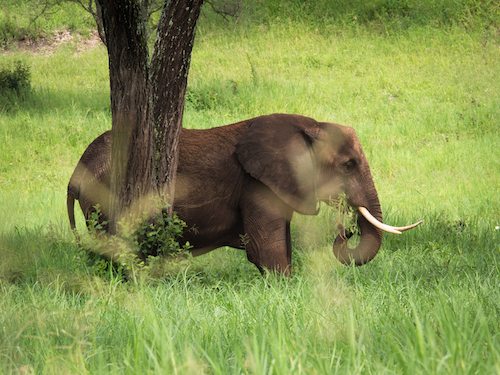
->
[[332, 205, 423, 266]]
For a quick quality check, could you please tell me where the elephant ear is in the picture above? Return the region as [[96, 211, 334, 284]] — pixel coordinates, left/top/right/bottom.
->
[[236, 114, 320, 214]]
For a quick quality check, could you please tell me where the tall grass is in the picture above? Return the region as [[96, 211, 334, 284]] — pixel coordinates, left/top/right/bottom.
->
[[0, 1, 499, 374]]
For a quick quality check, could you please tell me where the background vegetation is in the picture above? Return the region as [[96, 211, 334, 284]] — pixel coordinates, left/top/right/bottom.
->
[[0, 0, 499, 373]]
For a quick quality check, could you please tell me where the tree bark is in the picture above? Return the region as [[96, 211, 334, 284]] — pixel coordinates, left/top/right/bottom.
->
[[150, 0, 203, 209], [97, 0, 203, 233]]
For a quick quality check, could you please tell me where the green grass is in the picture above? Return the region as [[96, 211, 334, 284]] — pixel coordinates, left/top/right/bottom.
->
[[1, 1, 499, 374]]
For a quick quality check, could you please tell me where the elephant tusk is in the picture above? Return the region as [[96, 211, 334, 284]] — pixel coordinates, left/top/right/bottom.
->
[[392, 220, 424, 232], [357, 207, 422, 235], [358, 207, 401, 234]]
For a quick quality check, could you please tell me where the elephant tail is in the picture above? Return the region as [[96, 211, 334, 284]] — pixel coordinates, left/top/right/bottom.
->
[[67, 184, 80, 241]]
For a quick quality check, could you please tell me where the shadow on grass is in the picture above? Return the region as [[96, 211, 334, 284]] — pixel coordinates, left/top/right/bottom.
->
[[0, 86, 110, 116], [2, 77, 267, 120], [0, 225, 262, 292], [1, 213, 497, 292], [0, 226, 94, 286]]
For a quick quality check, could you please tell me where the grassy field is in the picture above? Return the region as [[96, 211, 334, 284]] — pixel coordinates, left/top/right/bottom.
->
[[1, 1, 499, 374]]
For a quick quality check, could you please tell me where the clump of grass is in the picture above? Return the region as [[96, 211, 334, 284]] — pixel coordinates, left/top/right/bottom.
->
[[0, 60, 31, 95], [0, 15, 19, 49], [330, 193, 360, 237], [0, 60, 32, 112]]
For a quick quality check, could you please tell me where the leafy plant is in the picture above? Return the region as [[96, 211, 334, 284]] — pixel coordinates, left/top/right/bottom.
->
[[84, 203, 191, 280], [0, 60, 31, 96], [86, 204, 108, 235], [135, 209, 191, 259]]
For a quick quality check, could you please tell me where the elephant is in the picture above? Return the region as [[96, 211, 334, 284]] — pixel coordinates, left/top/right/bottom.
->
[[67, 113, 421, 274]]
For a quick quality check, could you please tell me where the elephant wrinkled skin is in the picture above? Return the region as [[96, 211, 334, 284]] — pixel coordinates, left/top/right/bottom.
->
[[67, 114, 420, 274]]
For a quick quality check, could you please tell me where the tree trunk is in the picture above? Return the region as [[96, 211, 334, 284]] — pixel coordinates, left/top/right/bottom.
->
[[150, 0, 203, 210], [97, 0, 203, 233]]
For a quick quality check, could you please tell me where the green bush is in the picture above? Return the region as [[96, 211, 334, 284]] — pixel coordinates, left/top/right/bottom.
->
[[83, 204, 191, 281], [86, 204, 191, 261], [0, 60, 31, 95], [135, 209, 191, 259]]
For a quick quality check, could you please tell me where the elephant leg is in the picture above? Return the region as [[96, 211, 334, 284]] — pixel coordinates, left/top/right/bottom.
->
[[285, 220, 292, 265], [241, 182, 293, 275]]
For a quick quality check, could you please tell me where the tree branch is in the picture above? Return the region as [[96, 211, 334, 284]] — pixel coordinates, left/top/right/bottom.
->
[[29, 0, 64, 28], [71, 0, 106, 45], [205, 0, 241, 21]]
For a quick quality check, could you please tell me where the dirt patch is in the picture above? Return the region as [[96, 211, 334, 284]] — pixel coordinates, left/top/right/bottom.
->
[[75, 31, 102, 53], [6, 29, 102, 55]]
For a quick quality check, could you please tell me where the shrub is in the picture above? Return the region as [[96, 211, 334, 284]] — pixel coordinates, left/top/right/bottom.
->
[[135, 209, 191, 259], [86, 204, 191, 267], [0, 60, 31, 96], [83, 204, 192, 281]]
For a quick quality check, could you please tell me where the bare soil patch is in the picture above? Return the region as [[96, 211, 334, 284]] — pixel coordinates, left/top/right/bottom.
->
[[5, 30, 101, 55]]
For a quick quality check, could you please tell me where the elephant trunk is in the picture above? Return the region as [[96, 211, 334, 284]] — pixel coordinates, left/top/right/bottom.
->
[[332, 189, 383, 266], [332, 192, 423, 265]]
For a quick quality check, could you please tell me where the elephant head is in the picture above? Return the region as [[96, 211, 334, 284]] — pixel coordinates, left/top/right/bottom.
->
[[237, 114, 421, 265]]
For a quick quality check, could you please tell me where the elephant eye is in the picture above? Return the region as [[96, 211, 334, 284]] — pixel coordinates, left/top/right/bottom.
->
[[342, 159, 357, 173]]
